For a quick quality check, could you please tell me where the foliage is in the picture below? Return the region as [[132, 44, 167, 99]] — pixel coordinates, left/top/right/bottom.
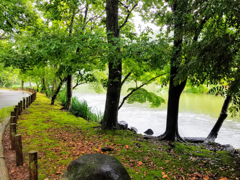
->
[[0, 63, 19, 88], [70, 97, 102, 122], [208, 85, 240, 117], [127, 88, 165, 108], [184, 82, 209, 94], [58, 90, 67, 106], [58, 91, 102, 122]]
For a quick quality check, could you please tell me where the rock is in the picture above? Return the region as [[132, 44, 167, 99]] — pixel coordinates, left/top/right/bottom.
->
[[222, 144, 235, 154], [144, 129, 154, 135], [61, 153, 131, 180], [129, 127, 138, 134], [118, 121, 128, 130]]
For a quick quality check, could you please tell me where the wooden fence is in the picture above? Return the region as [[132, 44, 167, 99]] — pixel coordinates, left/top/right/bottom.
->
[[0, 88, 38, 180]]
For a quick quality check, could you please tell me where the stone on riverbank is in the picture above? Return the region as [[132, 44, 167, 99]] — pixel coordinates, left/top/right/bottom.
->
[[61, 153, 131, 180]]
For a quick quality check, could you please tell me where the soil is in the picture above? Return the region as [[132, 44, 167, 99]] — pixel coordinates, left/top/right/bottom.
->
[[3, 127, 29, 180], [3, 124, 240, 180]]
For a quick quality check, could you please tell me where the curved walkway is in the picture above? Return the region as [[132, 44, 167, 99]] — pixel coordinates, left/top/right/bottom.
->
[[0, 90, 30, 110]]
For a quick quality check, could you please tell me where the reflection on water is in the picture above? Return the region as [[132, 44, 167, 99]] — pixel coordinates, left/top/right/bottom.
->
[[73, 84, 240, 149]]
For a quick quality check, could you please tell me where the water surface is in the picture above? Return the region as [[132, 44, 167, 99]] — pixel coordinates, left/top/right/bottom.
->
[[73, 84, 240, 149]]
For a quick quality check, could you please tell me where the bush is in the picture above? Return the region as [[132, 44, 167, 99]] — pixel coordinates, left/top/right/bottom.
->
[[57, 92, 102, 122], [184, 84, 209, 94], [58, 91, 67, 106], [70, 97, 102, 122]]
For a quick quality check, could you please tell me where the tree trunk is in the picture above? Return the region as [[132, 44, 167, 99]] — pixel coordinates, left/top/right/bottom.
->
[[102, 0, 122, 130], [158, 1, 186, 141], [51, 78, 67, 105], [53, 65, 58, 93], [41, 78, 46, 94], [65, 74, 73, 111], [205, 95, 232, 143], [21, 81, 24, 90]]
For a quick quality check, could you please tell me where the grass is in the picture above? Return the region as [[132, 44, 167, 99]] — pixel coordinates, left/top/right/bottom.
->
[[58, 91, 102, 122], [14, 93, 240, 180], [0, 106, 14, 123]]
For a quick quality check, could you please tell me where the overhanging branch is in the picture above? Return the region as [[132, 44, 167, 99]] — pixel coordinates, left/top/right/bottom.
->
[[118, 73, 167, 110], [121, 72, 131, 87]]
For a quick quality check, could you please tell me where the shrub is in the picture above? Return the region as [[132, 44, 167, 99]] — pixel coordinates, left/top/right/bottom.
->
[[57, 92, 102, 122], [70, 97, 102, 122]]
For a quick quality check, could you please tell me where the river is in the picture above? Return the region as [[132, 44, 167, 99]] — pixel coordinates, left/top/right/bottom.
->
[[73, 84, 240, 149]]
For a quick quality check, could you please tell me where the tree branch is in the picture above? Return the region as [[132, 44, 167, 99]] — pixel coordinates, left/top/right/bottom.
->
[[193, 16, 210, 41], [73, 82, 86, 90], [118, 73, 167, 110], [121, 72, 131, 87], [119, 3, 138, 29]]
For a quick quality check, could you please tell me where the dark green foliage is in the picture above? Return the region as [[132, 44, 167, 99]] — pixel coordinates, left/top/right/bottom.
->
[[127, 88, 165, 108], [207, 86, 226, 97]]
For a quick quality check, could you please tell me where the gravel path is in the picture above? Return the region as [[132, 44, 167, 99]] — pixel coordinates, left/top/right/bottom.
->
[[0, 90, 30, 110]]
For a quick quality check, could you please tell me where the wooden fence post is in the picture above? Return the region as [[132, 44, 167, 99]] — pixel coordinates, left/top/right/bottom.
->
[[10, 123, 16, 150], [26, 97, 29, 108], [17, 102, 21, 115], [29, 150, 38, 180], [14, 107, 18, 119], [10, 116, 16, 124], [20, 101, 23, 113], [29, 96, 31, 105], [15, 134, 23, 166], [23, 98, 26, 109]]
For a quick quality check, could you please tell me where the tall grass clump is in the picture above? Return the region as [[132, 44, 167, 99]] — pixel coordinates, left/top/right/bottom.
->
[[70, 97, 102, 122], [57, 92, 102, 122]]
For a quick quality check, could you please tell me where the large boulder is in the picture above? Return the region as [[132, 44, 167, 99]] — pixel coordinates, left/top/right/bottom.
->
[[61, 153, 131, 180]]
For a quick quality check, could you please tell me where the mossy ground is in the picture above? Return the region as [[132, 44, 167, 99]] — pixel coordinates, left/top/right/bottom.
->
[[15, 93, 240, 180]]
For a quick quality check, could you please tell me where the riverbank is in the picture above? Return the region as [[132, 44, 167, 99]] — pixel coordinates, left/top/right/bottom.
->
[[3, 93, 240, 179]]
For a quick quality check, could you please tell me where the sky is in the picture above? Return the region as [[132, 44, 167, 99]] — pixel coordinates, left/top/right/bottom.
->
[[132, 12, 160, 35]]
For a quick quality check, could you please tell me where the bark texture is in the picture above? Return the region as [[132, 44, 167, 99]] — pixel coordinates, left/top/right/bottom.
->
[[65, 74, 73, 111], [51, 77, 67, 105], [102, 0, 122, 130], [205, 95, 232, 143], [41, 78, 46, 94], [21, 81, 24, 90], [158, 1, 186, 141]]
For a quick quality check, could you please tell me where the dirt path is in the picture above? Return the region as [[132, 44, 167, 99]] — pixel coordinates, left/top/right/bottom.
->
[[0, 90, 30, 110]]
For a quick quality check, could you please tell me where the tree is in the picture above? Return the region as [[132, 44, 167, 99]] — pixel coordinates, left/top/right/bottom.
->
[[142, 0, 238, 141], [101, 0, 140, 129], [36, 0, 106, 109], [175, 0, 240, 142], [0, 63, 19, 87]]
